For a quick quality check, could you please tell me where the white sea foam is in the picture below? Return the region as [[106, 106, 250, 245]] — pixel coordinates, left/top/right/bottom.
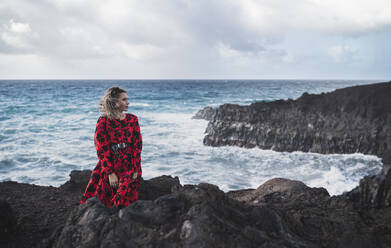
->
[[1, 108, 383, 195], [131, 103, 150, 107], [133, 112, 382, 195]]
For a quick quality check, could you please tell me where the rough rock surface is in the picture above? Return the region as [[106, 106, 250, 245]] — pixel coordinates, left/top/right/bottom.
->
[[49, 168, 391, 248], [0, 172, 180, 248], [53, 183, 318, 248], [194, 81, 391, 157], [0, 199, 16, 246], [0, 167, 390, 247]]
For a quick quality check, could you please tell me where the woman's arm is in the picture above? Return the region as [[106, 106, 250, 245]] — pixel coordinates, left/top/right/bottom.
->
[[94, 117, 115, 175]]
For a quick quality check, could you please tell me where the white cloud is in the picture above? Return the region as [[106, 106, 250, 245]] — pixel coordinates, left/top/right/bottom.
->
[[328, 45, 358, 63], [1, 19, 39, 50], [8, 19, 31, 34]]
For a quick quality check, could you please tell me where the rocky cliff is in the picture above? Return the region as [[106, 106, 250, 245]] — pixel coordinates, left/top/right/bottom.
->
[[194, 81, 391, 157]]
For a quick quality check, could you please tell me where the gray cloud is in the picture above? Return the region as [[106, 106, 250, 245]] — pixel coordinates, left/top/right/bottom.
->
[[0, 0, 390, 79]]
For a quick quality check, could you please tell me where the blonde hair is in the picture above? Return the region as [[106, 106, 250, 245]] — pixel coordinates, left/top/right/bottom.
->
[[99, 86, 127, 119]]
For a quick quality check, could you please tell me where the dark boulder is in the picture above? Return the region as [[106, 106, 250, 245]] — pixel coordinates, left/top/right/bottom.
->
[[59, 169, 92, 194], [228, 178, 329, 205], [52, 182, 318, 248], [138, 175, 181, 201]]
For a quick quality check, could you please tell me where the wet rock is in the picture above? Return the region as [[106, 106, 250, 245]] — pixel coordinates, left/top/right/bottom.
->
[[192, 106, 215, 121], [195, 81, 391, 157], [349, 155, 391, 208], [344, 112, 391, 209]]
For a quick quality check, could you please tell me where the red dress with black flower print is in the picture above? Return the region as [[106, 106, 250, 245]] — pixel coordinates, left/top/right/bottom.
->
[[80, 113, 142, 208]]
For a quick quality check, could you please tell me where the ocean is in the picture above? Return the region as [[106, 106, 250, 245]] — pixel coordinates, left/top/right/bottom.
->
[[0, 79, 383, 195]]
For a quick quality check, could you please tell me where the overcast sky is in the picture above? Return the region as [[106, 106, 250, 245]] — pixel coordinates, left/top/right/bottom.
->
[[0, 0, 390, 79]]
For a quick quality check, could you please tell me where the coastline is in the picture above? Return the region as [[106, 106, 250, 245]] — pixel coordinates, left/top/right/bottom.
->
[[1, 81, 391, 247]]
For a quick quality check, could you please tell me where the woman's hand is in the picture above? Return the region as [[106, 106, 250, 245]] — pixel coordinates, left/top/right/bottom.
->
[[109, 173, 119, 188]]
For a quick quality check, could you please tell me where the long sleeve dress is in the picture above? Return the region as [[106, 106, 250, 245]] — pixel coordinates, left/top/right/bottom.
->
[[80, 113, 142, 208]]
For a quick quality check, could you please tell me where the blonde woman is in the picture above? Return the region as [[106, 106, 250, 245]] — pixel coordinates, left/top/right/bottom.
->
[[80, 86, 142, 208]]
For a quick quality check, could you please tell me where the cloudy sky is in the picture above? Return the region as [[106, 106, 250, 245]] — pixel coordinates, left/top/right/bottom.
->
[[0, 0, 390, 79]]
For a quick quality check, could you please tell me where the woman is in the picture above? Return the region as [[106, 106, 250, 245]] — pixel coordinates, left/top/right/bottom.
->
[[80, 86, 142, 208]]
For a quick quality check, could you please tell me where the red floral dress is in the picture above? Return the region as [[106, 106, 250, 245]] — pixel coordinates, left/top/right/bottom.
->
[[80, 113, 142, 208]]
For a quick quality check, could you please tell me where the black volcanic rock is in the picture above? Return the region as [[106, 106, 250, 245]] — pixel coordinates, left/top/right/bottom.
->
[[138, 175, 181, 201], [353, 164, 391, 208], [1, 169, 391, 247], [59, 169, 92, 194], [50, 171, 391, 248], [0, 172, 184, 248], [0, 199, 16, 244], [52, 183, 318, 248], [195, 81, 391, 157], [349, 114, 391, 209], [227, 177, 330, 205], [192, 106, 215, 121]]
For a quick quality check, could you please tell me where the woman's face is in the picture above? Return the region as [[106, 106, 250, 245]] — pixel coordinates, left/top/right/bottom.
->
[[117, 92, 129, 112]]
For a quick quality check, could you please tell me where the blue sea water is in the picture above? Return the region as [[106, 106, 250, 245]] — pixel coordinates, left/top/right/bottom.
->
[[0, 79, 383, 195]]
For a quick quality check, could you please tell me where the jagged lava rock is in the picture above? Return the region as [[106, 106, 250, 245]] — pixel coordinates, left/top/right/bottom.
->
[[0, 171, 182, 248], [53, 183, 318, 248], [1, 169, 391, 247], [194, 81, 391, 157], [52, 172, 391, 248]]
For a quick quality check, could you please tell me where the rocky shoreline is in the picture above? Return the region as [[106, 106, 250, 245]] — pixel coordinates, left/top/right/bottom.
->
[[1, 81, 391, 247], [1, 164, 390, 248], [194, 81, 391, 157]]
